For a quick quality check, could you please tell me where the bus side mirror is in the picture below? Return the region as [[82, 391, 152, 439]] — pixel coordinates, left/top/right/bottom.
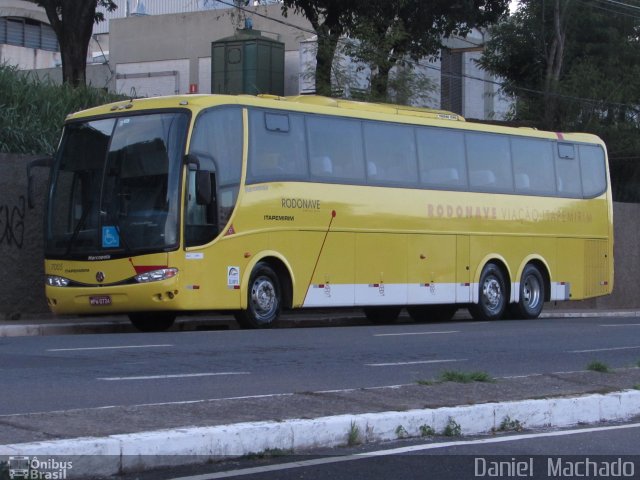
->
[[196, 170, 215, 205], [27, 156, 53, 209]]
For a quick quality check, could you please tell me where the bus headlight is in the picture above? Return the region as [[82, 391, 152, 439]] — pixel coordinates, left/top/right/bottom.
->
[[134, 268, 178, 283], [46, 275, 71, 287]]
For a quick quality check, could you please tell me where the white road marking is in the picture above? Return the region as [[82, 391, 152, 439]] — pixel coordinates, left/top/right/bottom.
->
[[366, 359, 465, 367], [47, 344, 173, 352], [167, 422, 640, 480], [568, 345, 640, 353], [600, 324, 640, 327], [97, 372, 250, 381], [374, 330, 459, 337]]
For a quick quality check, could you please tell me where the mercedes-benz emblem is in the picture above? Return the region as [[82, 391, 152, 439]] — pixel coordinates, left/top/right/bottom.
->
[[96, 271, 105, 283]]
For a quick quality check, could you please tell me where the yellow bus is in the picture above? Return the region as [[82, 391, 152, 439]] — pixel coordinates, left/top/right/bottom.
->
[[40, 94, 613, 331]]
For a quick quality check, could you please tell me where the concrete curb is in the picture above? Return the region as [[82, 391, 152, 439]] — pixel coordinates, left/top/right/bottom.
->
[[2, 389, 640, 478]]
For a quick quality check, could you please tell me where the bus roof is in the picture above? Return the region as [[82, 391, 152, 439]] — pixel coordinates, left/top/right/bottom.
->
[[65, 93, 604, 146], [255, 94, 465, 122]]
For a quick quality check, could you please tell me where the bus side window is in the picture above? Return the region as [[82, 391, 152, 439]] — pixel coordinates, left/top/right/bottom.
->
[[579, 145, 607, 198], [306, 115, 365, 183], [466, 132, 513, 192], [555, 143, 582, 197], [511, 137, 555, 195], [363, 121, 417, 186], [416, 127, 467, 190], [248, 110, 308, 182]]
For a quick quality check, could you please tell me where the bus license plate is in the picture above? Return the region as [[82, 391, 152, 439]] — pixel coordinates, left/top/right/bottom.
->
[[90, 296, 112, 306]]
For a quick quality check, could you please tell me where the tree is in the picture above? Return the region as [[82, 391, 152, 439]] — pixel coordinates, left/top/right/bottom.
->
[[30, 0, 117, 87], [479, 0, 640, 201], [347, 0, 509, 101], [281, 1, 359, 96]]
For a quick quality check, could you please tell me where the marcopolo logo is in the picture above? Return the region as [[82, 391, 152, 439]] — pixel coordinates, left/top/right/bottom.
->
[[8, 457, 73, 479]]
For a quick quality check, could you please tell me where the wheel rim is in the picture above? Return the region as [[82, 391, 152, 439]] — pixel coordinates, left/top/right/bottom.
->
[[522, 274, 542, 310], [250, 276, 278, 323], [481, 275, 503, 313]]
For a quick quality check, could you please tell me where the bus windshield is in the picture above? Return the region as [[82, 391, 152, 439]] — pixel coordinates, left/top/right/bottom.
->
[[45, 112, 188, 259]]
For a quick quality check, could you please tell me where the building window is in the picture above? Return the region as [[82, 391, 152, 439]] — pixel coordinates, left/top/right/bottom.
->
[[0, 17, 59, 52], [441, 50, 463, 115]]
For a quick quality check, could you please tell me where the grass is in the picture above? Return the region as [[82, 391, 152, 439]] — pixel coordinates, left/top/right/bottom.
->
[[586, 361, 611, 373], [243, 448, 293, 460], [347, 420, 361, 446], [439, 370, 494, 383], [495, 416, 524, 433], [420, 424, 435, 437], [416, 379, 435, 386], [442, 417, 462, 437]]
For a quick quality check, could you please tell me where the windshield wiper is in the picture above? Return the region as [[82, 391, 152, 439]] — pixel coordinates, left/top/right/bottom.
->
[[64, 204, 92, 257]]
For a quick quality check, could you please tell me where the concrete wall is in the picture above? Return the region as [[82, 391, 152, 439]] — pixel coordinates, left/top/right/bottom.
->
[[0, 154, 48, 319], [1, 152, 638, 318]]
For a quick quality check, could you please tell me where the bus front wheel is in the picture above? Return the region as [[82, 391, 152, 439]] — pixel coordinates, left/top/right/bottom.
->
[[235, 262, 281, 329], [511, 264, 545, 319], [129, 312, 176, 332], [470, 263, 507, 321]]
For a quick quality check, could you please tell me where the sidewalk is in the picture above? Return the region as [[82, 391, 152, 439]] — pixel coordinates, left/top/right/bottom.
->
[[2, 309, 640, 478]]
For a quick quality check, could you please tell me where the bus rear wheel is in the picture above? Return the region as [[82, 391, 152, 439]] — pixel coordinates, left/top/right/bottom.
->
[[470, 263, 507, 321], [129, 312, 176, 332], [407, 305, 457, 323], [235, 262, 281, 329], [511, 264, 545, 319], [363, 306, 401, 324]]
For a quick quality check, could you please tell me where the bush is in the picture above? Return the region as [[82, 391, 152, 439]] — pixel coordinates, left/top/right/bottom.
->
[[0, 64, 125, 155]]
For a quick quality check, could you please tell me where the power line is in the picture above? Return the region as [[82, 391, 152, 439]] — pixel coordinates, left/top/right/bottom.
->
[[599, 0, 640, 11]]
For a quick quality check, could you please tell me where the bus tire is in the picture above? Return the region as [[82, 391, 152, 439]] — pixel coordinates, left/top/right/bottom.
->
[[407, 305, 457, 323], [470, 263, 507, 321], [235, 262, 281, 329], [512, 264, 545, 319], [129, 312, 176, 332], [363, 306, 401, 324]]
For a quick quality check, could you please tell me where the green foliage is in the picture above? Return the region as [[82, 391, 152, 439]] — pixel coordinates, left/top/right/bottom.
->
[[480, 0, 640, 202], [286, 0, 508, 101], [586, 361, 611, 373], [346, 0, 509, 102], [0, 64, 125, 155], [347, 420, 361, 446], [395, 425, 409, 439], [440, 370, 494, 383], [496, 416, 523, 432], [420, 424, 436, 437], [416, 379, 435, 386], [442, 417, 462, 437]]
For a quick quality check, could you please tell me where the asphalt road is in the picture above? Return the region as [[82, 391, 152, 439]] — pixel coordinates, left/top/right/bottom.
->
[[116, 422, 640, 480], [1, 315, 640, 415]]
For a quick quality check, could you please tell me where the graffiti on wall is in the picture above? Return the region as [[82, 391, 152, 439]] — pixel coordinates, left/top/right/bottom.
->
[[0, 195, 25, 248]]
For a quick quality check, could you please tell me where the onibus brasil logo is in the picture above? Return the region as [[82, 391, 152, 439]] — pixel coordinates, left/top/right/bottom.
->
[[8, 456, 73, 479]]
